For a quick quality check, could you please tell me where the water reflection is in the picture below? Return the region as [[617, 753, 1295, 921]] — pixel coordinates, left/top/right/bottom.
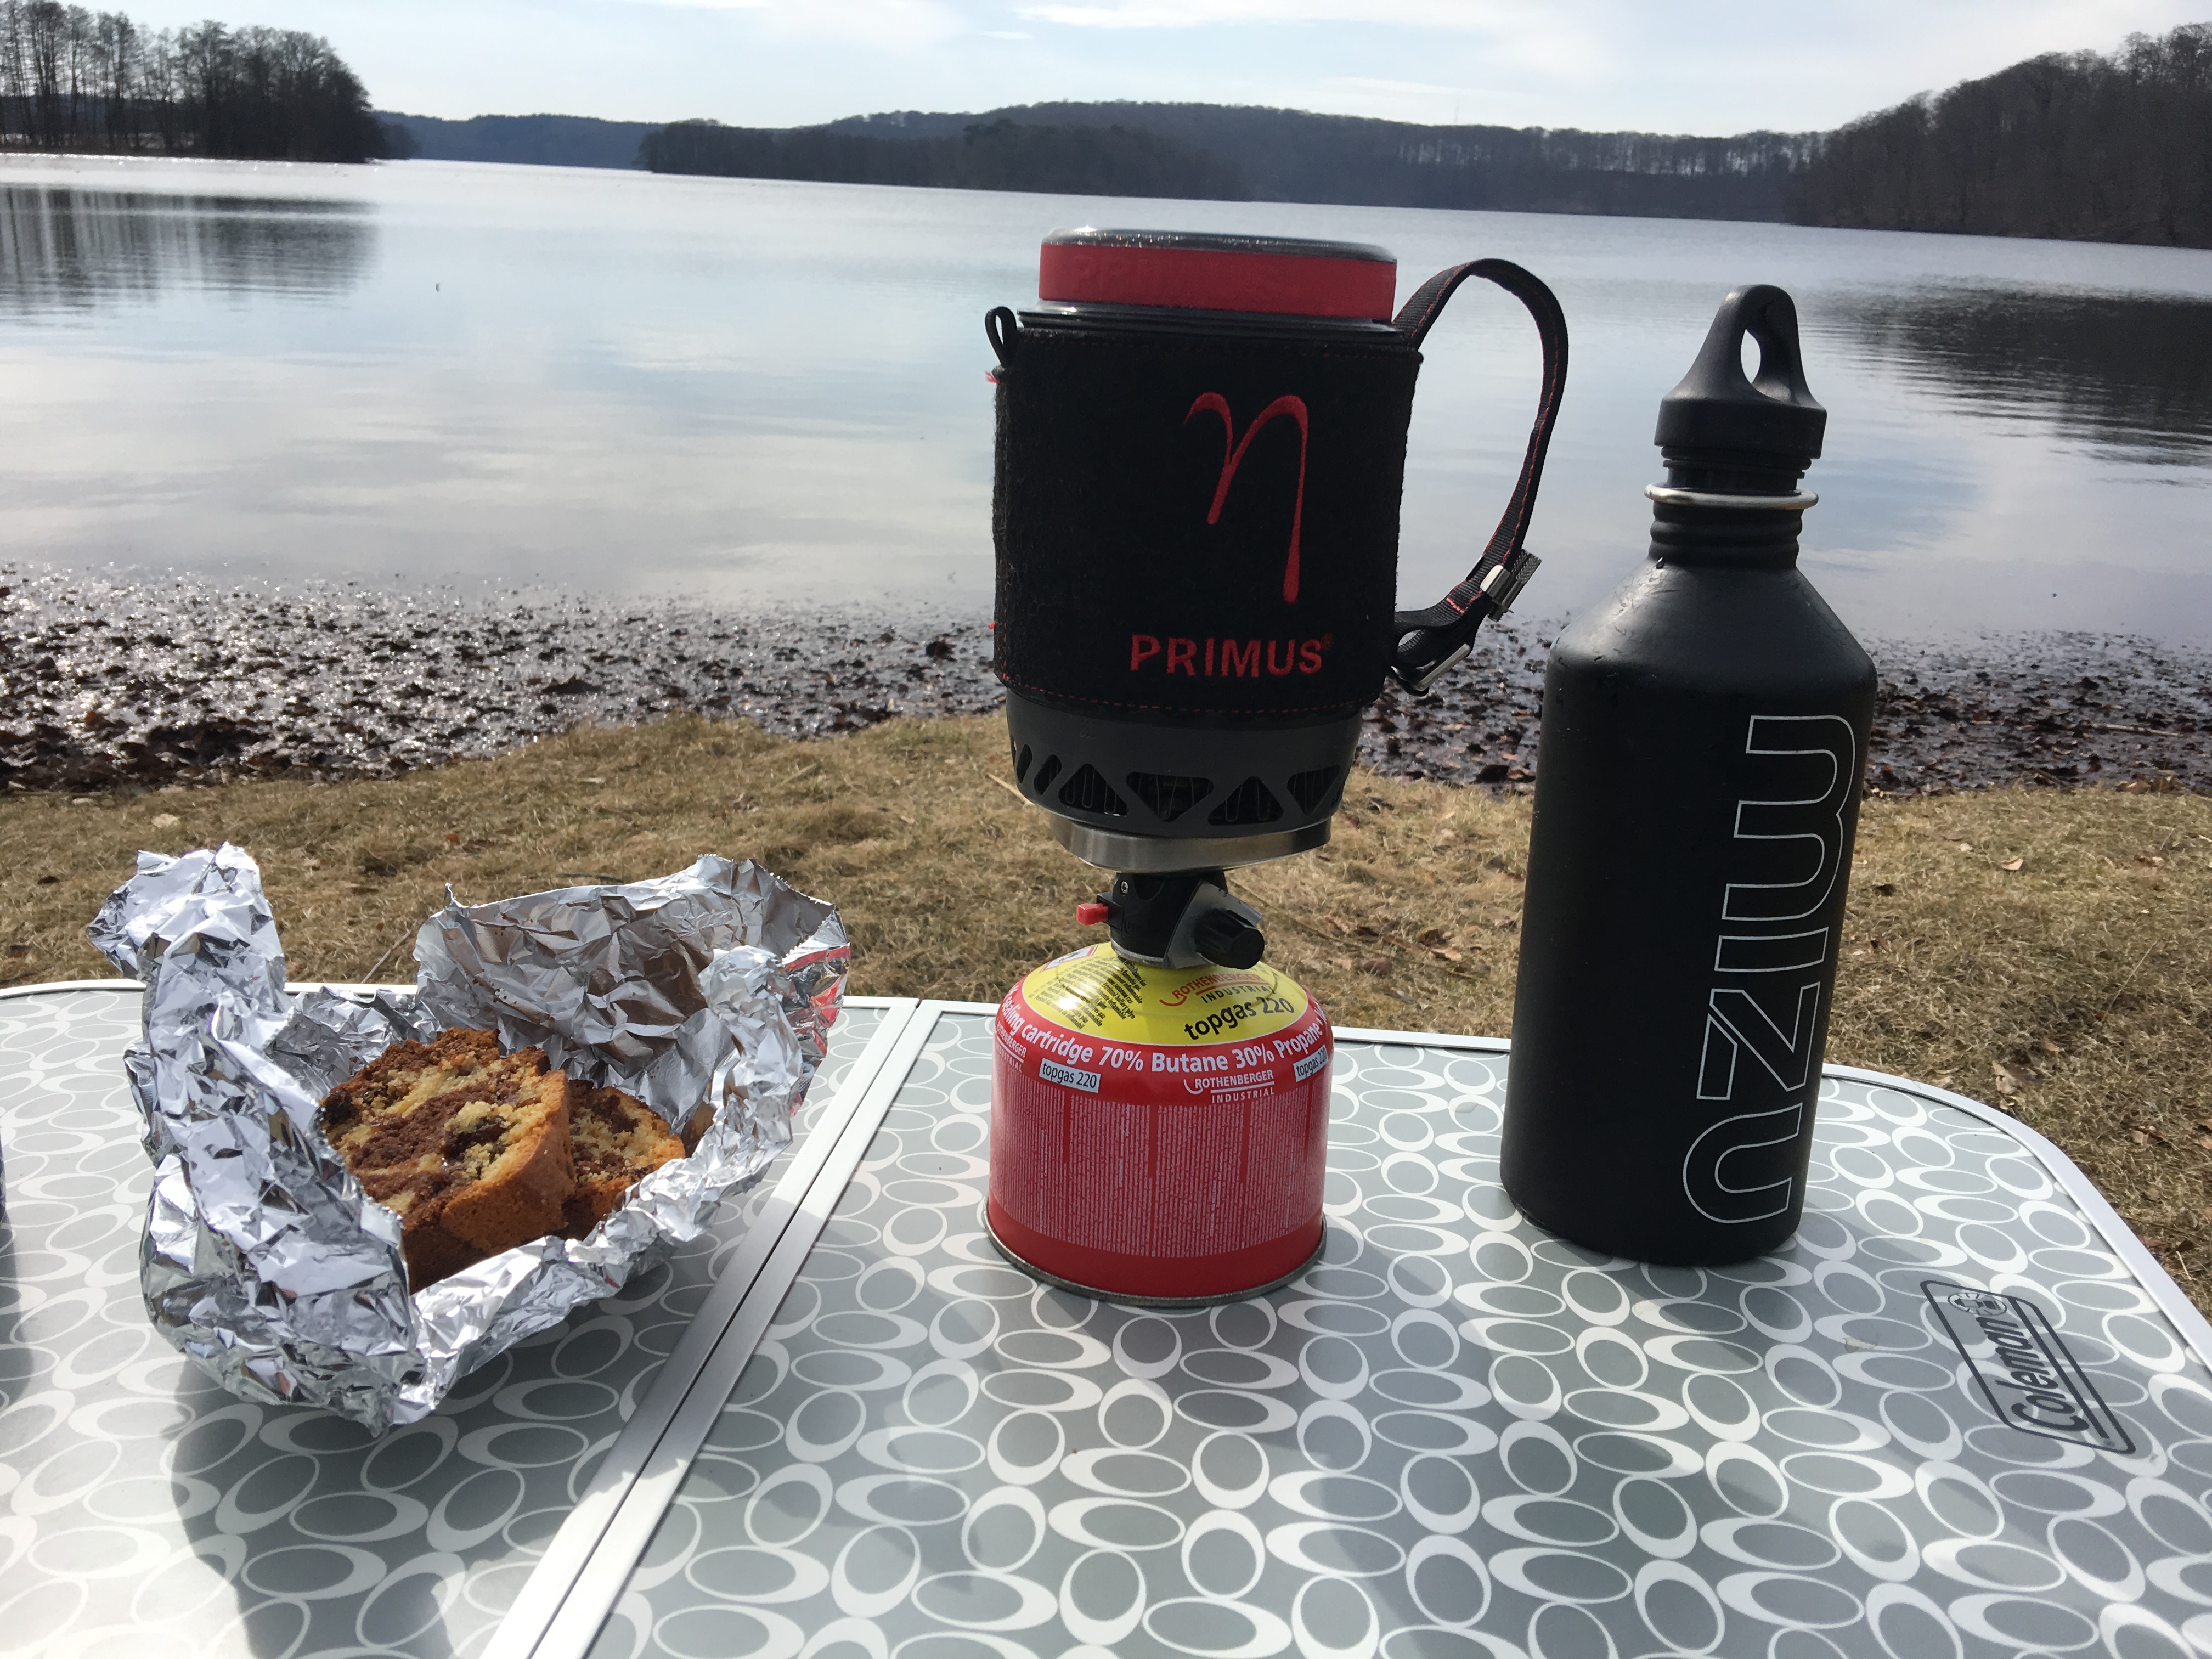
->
[[0, 157, 2205, 643], [1826, 286, 2212, 462], [0, 186, 374, 311]]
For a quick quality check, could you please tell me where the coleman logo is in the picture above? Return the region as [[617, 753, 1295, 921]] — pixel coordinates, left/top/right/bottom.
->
[[1923, 1280, 2134, 1453], [1186, 392, 1310, 602]]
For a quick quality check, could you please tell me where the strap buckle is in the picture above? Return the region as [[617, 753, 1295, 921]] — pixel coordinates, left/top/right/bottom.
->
[[1397, 639, 1471, 698], [1390, 551, 1543, 696], [1485, 550, 1542, 619]]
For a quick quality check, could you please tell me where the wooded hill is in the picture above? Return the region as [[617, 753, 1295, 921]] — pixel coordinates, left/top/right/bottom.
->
[[638, 21, 2212, 247], [374, 111, 658, 172], [639, 116, 1249, 202], [645, 104, 1812, 222], [814, 104, 1812, 220], [1793, 23, 2212, 245]]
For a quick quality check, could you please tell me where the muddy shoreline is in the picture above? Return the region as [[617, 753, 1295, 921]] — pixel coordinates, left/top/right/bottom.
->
[[3, 563, 2206, 799]]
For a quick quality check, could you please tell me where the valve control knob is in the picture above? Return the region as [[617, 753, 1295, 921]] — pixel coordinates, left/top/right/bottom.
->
[[1075, 901, 1111, 927], [1193, 909, 1265, 970]]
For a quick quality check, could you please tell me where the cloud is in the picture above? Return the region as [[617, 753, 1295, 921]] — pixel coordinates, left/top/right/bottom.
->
[[634, 0, 970, 50], [1012, 0, 1607, 83], [1324, 75, 1476, 97]]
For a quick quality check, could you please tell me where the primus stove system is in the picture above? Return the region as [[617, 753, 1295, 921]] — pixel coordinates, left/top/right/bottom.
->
[[983, 229, 1567, 1302]]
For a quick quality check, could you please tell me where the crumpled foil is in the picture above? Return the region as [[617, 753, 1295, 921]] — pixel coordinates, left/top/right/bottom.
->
[[88, 845, 849, 1432]]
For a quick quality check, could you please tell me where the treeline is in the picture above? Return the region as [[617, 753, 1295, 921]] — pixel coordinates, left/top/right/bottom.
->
[[0, 4, 389, 162], [374, 111, 657, 172], [640, 117, 1249, 201], [645, 111, 1810, 222], [821, 105, 1812, 219], [642, 103, 1810, 219], [1794, 22, 2212, 245]]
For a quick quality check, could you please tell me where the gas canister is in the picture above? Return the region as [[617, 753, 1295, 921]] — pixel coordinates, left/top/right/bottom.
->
[[988, 943, 1333, 1304]]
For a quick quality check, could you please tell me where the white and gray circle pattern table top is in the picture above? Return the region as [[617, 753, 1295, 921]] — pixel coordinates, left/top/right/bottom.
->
[[590, 1010, 2212, 1659], [0, 985, 896, 1659]]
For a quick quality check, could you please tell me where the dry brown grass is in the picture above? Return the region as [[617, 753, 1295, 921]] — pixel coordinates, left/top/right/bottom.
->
[[5, 713, 2208, 1312]]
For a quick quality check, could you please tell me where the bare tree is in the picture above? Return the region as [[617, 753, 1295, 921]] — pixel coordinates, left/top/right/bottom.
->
[[0, 5, 387, 160], [97, 10, 135, 149]]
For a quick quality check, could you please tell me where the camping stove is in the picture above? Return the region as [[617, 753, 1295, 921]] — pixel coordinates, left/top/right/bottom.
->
[[981, 227, 1566, 1301]]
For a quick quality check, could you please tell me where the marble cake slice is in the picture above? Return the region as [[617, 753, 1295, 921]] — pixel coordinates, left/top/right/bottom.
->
[[319, 1026, 577, 1288], [561, 1082, 688, 1238]]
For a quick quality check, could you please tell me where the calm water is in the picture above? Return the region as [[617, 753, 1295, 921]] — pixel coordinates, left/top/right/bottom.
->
[[4, 154, 2212, 644]]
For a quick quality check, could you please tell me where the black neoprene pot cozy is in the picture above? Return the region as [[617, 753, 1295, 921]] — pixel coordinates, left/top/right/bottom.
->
[[988, 228, 1565, 859], [1501, 285, 1877, 1265]]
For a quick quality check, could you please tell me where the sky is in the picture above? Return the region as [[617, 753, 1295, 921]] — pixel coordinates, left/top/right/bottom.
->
[[116, 0, 2212, 134]]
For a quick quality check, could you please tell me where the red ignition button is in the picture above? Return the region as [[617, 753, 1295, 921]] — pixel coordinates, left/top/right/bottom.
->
[[1075, 902, 1111, 927]]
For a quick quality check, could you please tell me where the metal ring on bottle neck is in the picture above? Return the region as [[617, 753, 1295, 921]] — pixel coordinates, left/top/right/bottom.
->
[[1645, 484, 1819, 511]]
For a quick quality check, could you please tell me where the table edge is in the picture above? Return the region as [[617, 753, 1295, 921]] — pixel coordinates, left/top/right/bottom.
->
[[0, 978, 144, 998], [1820, 1059, 2212, 1374], [0, 979, 911, 1013]]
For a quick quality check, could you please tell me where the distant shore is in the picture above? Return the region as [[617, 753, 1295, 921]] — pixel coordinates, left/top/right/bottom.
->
[[1, 563, 2204, 799]]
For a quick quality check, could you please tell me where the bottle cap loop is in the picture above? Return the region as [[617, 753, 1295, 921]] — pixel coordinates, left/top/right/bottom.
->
[[1654, 284, 1826, 465]]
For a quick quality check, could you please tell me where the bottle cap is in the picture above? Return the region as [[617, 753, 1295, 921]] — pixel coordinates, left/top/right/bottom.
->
[[1654, 285, 1826, 468], [1039, 228, 1397, 320]]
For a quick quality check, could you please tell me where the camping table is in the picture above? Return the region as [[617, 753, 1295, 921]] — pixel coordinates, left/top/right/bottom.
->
[[5, 990, 2211, 1659]]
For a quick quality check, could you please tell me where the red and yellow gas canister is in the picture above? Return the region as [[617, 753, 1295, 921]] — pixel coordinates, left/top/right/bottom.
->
[[988, 942, 1333, 1304]]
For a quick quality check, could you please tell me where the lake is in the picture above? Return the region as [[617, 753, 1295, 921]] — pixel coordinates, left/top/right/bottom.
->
[[2, 153, 2210, 645]]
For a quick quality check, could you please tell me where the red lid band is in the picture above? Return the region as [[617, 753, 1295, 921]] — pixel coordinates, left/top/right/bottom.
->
[[1039, 241, 1397, 321]]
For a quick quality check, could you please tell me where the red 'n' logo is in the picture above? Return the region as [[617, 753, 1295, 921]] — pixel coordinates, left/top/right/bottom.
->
[[1185, 393, 1308, 603]]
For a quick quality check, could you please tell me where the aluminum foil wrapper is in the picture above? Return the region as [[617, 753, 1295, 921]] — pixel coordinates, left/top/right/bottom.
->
[[88, 846, 849, 1432]]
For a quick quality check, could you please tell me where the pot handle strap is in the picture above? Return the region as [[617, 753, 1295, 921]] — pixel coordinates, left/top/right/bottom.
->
[[1388, 258, 1568, 695]]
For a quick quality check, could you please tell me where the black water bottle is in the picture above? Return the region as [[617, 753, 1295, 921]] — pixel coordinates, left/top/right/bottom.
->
[[1502, 285, 1876, 1265]]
